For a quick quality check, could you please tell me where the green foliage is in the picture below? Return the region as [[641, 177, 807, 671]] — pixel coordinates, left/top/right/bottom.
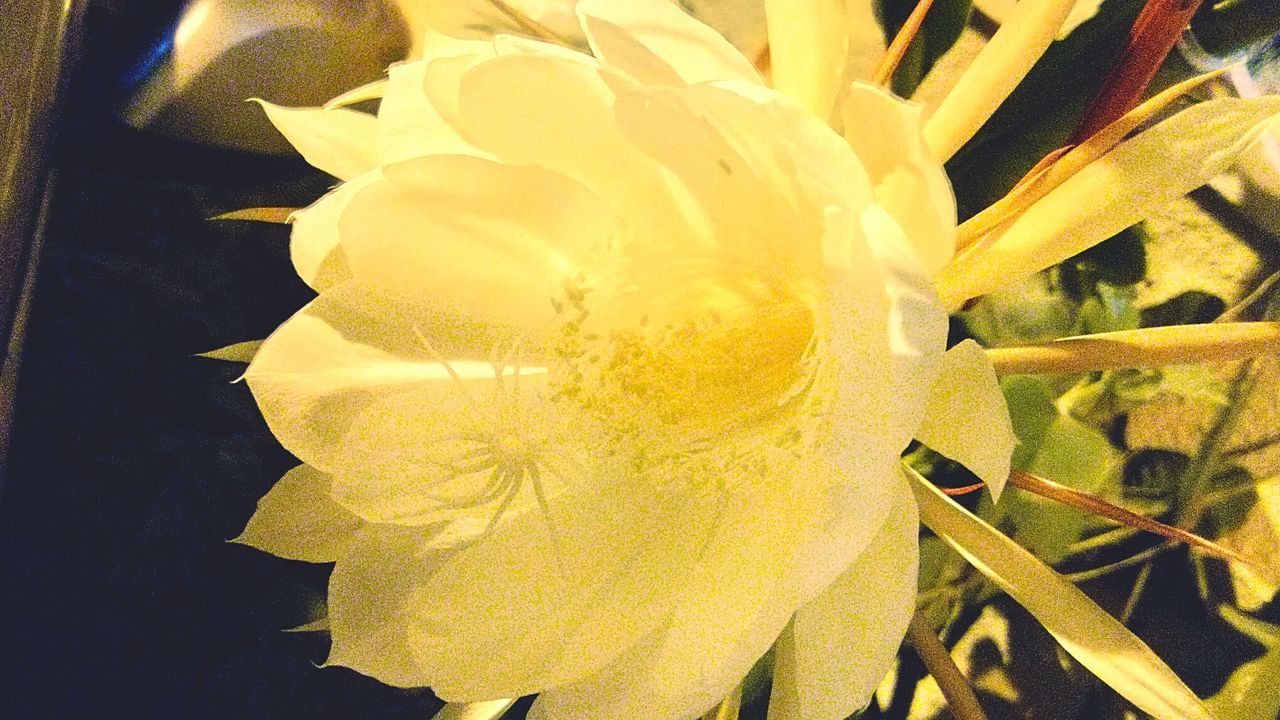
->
[[1190, 0, 1280, 58], [873, 0, 974, 96], [1141, 290, 1228, 328]]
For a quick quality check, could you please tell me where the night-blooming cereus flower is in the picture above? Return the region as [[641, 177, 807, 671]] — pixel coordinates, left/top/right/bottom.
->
[[235, 2, 1017, 719]]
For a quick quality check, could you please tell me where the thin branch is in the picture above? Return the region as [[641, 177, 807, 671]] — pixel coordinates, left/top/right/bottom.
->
[[873, 0, 937, 86], [905, 611, 989, 720]]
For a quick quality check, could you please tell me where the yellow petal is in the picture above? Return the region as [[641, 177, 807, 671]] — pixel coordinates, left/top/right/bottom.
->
[[256, 101, 379, 181], [411, 464, 729, 700], [923, 0, 1076, 161], [452, 53, 702, 245], [908, 467, 1214, 720], [915, 339, 1016, 499], [338, 154, 625, 328], [244, 282, 548, 524], [577, 0, 761, 86], [432, 700, 517, 720], [377, 59, 489, 165], [842, 82, 956, 274], [233, 464, 363, 563], [768, 475, 918, 720], [327, 524, 446, 686], [764, 0, 847, 118], [936, 97, 1280, 307], [288, 173, 374, 291], [527, 451, 863, 720]]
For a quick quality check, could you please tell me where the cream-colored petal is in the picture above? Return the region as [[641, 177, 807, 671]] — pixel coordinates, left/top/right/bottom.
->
[[528, 449, 847, 720], [409, 466, 728, 700], [327, 523, 445, 686], [256, 101, 379, 181], [452, 53, 703, 245], [288, 171, 377, 291], [764, 0, 847, 119], [244, 282, 554, 525], [233, 464, 364, 563], [613, 81, 872, 275], [769, 476, 918, 720], [576, 0, 761, 87], [376, 59, 488, 165], [923, 0, 1076, 161], [915, 339, 1016, 499], [338, 153, 625, 328], [936, 97, 1280, 307], [844, 0, 887, 83], [908, 468, 1214, 720], [843, 83, 956, 274]]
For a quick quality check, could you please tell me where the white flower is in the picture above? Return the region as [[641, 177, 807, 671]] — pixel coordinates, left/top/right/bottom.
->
[[236, 2, 1033, 719]]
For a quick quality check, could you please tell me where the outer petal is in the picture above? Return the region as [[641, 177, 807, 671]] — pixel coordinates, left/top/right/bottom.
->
[[764, 0, 847, 118], [768, 474, 918, 720], [915, 339, 1017, 499], [936, 97, 1280, 307], [327, 523, 447, 686], [233, 464, 364, 563], [528, 450, 846, 720], [244, 281, 552, 525], [288, 171, 377, 291], [842, 83, 956, 275], [257, 101, 379, 181], [338, 154, 626, 328], [576, 0, 761, 87], [451, 53, 706, 245], [408, 464, 729, 700], [376, 59, 489, 164]]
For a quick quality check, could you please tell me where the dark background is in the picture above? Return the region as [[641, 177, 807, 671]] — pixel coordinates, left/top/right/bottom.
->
[[0, 0, 454, 716]]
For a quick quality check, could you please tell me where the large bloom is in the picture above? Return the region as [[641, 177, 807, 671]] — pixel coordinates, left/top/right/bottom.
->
[[233, 1, 1059, 718]]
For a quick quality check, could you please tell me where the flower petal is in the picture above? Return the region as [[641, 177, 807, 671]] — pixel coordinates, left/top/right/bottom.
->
[[233, 464, 364, 562], [327, 523, 446, 686], [338, 154, 625, 328], [244, 281, 549, 525], [256, 101, 379, 181], [289, 172, 376, 291], [377, 59, 489, 165], [915, 339, 1016, 499], [908, 468, 1215, 720], [937, 96, 1280, 307], [576, 0, 761, 87], [452, 52, 703, 244], [528, 450, 848, 720], [409, 465, 728, 699], [842, 83, 956, 274], [763, 0, 847, 118], [768, 474, 918, 720]]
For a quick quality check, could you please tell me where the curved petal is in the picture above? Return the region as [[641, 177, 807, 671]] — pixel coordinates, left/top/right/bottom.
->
[[612, 81, 872, 273], [233, 464, 364, 563], [528, 449, 845, 720], [576, 0, 761, 87], [842, 83, 956, 275], [377, 59, 489, 165], [257, 101, 379, 181], [327, 523, 446, 686], [338, 154, 626, 328], [288, 171, 377, 291], [915, 339, 1016, 499], [409, 464, 729, 700], [451, 53, 705, 245], [768, 474, 918, 720], [244, 281, 557, 525]]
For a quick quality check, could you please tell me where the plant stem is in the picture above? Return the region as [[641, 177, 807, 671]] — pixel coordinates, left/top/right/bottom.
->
[[905, 611, 990, 720]]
